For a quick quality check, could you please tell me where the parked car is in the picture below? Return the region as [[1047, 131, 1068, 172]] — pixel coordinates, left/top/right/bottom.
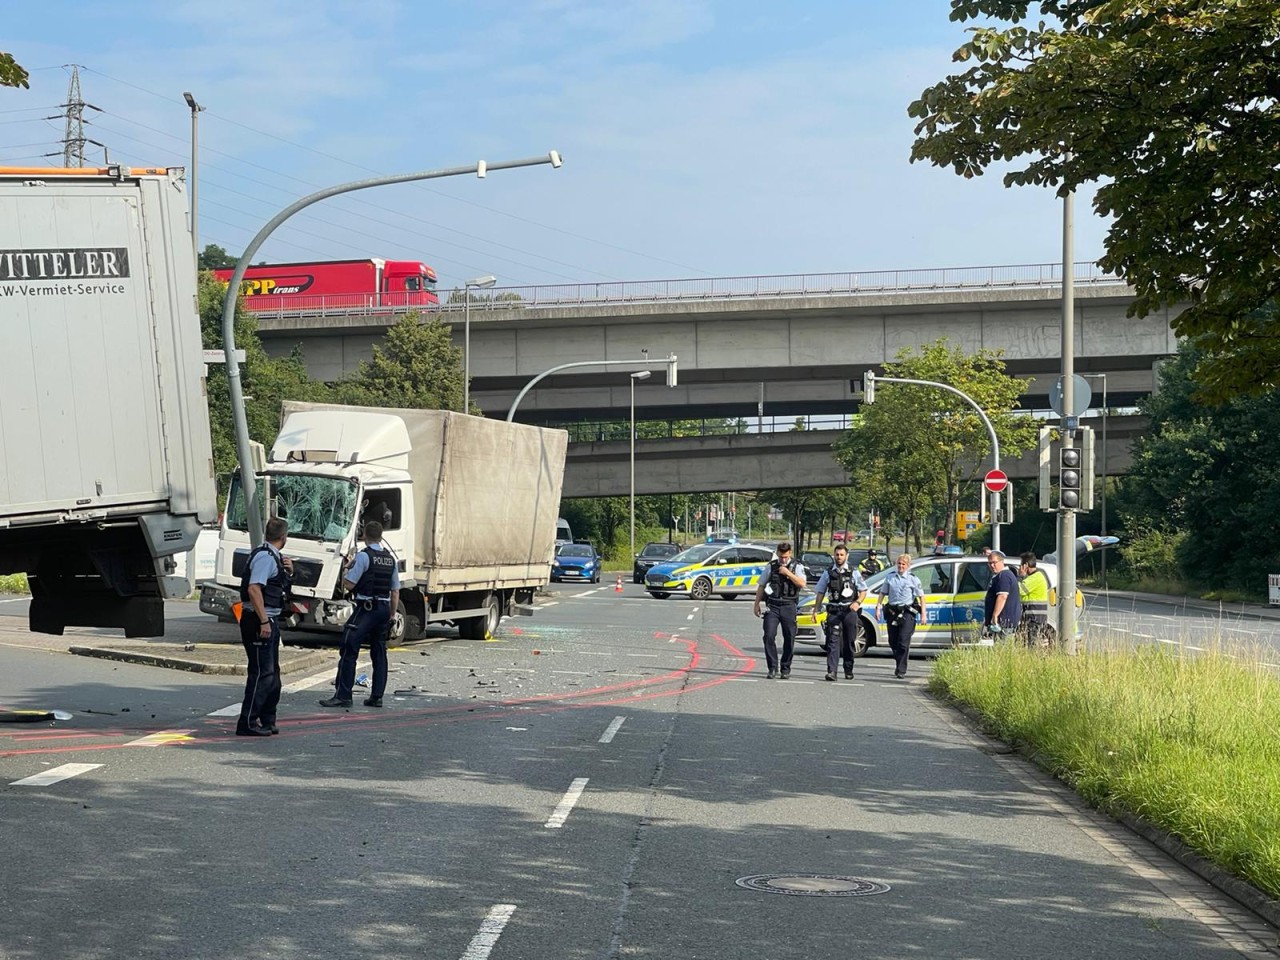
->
[[801, 551, 833, 583], [796, 554, 1083, 656], [551, 542, 601, 583], [633, 541, 684, 583]]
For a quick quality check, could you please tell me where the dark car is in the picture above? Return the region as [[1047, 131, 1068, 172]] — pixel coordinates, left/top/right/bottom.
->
[[633, 541, 683, 583], [551, 542, 601, 583], [802, 551, 833, 583]]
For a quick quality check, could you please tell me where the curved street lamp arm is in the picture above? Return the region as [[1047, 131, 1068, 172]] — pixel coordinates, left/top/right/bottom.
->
[[506, 356, 676, 422]]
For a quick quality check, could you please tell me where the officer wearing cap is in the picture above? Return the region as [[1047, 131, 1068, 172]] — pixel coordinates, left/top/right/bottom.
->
[[320, 521, 401, 709], [752, 541, 806, 679], [858, 548, 885, 578], [875, 553, 926, 679], [983, 549, 1022, 639], [812, 544, 867, 681]]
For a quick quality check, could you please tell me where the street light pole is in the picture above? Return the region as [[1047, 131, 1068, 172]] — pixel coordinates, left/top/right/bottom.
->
[[630, 370, 652, 558], [1059, 187, 1079, 652], [182, 92, 204, 268], [222, 151, 563, 543], [462, 274, 496, 413], [505, 354, 677, 422]]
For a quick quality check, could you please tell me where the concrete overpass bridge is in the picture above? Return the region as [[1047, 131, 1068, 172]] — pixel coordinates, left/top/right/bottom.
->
[[564, 413, 1144, 498], [254, 263, 1181, 424]]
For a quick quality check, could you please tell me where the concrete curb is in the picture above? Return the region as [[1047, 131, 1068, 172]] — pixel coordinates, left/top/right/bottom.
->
[[67, 646, 331, 677], [931, 687, 1280, 932]]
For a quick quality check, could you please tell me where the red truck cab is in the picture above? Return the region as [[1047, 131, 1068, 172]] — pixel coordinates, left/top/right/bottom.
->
[[212, 258, 439, 314]]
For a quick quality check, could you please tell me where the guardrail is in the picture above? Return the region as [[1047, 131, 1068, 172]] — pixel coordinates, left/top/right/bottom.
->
[[242, 261, 1127, 320]]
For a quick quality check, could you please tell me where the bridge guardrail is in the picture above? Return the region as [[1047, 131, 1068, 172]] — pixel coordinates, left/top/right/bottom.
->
[[241, 262, 1127, 320]]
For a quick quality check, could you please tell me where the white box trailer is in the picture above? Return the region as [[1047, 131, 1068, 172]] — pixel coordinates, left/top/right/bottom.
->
[[0, 166, 217, 636], [201, 403, 567, 642]]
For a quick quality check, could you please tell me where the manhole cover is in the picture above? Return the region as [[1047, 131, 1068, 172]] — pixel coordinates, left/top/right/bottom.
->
[[735, 874, 891, 897]]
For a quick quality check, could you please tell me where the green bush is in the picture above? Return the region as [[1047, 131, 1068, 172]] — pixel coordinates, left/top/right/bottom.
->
[[0, 573, 29, 594], [931, 642, 1280, 899], [1116, 527, 1186, 582]]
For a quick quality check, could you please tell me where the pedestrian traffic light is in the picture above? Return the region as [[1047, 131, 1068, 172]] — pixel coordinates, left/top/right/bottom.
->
[[1059, 444, 1082, 510], [1037, 425, 1053, 512], [864, 370, 876, 404]]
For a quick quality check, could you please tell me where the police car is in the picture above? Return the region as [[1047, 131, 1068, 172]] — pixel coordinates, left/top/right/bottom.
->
[[644, 541, 776, 600], [796, 554, 1081, 656]]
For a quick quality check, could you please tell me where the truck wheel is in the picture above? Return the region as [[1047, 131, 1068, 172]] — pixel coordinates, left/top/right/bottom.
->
[[690, 577, 713, 601], [461, 593, 501, 641]]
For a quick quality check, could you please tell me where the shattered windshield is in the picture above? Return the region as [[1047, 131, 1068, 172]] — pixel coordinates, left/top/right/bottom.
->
[[226, 474, 359, 542]]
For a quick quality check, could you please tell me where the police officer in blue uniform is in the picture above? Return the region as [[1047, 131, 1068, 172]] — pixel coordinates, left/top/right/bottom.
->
[[237, 517, 293, 736], [875, 553, 926, 679], [812, 544, 868, 681], [752, 542, 806, 679], [320, 521, 400, 709]]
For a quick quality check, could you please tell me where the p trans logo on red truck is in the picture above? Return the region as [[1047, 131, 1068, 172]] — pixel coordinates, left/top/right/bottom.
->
[[241, 273, 315, 296]]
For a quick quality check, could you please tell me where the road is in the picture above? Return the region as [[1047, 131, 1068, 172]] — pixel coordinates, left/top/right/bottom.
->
[[0, 583, 1275, 960], [1083, 591, 1280, 666]]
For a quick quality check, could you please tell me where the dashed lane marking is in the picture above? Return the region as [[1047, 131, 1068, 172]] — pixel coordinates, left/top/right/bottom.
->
[[126, 730, 196, 747], [12, 763, 102, 786], [545, 777, 589, 828], [459, 904, 517, 960], [598, 716, 626, 743]]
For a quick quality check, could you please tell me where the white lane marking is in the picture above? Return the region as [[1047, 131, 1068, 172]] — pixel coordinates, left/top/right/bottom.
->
[[729, 677, 760, 683], [572, 590, 597, 598], [552, 670, 592, 676], [126, 730, 196, 747], [686, 614, 695, 621], [625, 653, 660, 658], [598, 716, 626, 743], [545, 777, 589, 828], [539, 600, 559, 607], [459, 904, 517, 960], [690, 607, 700, 613], [208, 658, 368, 716], [12, 763, 102, 786]]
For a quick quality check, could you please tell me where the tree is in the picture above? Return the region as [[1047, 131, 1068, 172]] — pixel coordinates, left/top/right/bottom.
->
[[197, 274, 329, 498], [198, 244, 238, 270], [0, 52, 28, 88], [908, 1, 1280, 400], [1112, 342, 1280, 593], [330, 313, 466, 412], [833, 339, 1035, 549]]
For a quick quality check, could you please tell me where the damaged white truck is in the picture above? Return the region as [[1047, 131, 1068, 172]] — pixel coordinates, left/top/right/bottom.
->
[[199, 402, 567, 643]]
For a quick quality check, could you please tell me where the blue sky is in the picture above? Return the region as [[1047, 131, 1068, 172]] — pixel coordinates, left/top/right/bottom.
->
[[0, 1, 1110, 291]]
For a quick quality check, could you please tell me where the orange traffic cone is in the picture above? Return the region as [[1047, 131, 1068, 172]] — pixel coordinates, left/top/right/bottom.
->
[[615, 575, 624, 593]]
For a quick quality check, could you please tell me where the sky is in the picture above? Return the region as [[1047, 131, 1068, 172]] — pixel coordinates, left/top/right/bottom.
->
[[0, 1, 1111, 293]]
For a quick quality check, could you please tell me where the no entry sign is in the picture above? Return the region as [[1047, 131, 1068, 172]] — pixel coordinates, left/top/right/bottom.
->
[[983, 469, 1009, 493]]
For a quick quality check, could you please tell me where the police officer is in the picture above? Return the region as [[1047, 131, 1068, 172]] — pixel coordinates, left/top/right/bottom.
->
[[237, 517, 293, 736], [983, 549, 1023, 640], [320, 521, 401, 709], [1018, 551, 1051, 647], [812, 544, 867, 681], [875, 553, 926, 679], [858, 548, 885, 578], [752, 541, 806, 679]]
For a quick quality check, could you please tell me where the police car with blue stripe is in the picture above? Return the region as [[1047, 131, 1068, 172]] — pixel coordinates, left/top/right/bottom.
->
[[644, 541, 775, 600], [797, 554, 1084, 655]]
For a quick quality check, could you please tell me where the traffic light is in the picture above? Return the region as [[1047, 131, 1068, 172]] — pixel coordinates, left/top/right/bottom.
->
[[864, 370, 876, 403], [1038, 425, 1052, 511], [1059, 444, 1082, 510]]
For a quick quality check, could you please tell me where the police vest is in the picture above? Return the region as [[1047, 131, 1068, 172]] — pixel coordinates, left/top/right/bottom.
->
[[355, 545, 397, 599], [767, 560, 800, 601], [239, 545, 288, 611], [826, 566, 857, 606], [1020, 568, 1050, 617]]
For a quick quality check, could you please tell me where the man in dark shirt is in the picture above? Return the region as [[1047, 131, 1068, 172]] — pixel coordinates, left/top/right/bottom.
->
[[983, 550, 1022, 637]]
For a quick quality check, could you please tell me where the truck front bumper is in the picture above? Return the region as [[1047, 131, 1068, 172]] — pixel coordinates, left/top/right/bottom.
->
[[200, 583, 354, 630]]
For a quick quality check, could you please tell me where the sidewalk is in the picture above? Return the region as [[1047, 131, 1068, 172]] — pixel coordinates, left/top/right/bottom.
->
[[66, 640, 332, 676], [1085, 586, 1280, 621]]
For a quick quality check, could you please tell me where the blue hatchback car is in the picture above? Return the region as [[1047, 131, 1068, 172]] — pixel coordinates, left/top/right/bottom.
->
[[551, 542, 601, 583]]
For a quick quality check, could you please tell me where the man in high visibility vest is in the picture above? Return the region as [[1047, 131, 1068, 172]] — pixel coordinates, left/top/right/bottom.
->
[[1018, 551, 1052, 647]]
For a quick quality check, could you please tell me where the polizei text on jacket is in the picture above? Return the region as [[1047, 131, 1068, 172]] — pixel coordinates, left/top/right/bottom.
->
[[0, 248, 131, 281]]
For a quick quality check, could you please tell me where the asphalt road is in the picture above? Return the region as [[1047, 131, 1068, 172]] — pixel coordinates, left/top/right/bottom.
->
[[0, 583, 1275, 960]]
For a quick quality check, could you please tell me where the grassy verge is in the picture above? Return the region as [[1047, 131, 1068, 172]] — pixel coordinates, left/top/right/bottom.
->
[[0, 573, 29, 594], [929, 642, 1280, 899]]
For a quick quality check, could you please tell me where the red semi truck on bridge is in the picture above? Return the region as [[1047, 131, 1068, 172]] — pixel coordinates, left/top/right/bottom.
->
[[213, 258, 439, 314]]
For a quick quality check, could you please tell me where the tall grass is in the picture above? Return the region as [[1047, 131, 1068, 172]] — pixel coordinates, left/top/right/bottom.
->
[[930, 640, 1280, 899]]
